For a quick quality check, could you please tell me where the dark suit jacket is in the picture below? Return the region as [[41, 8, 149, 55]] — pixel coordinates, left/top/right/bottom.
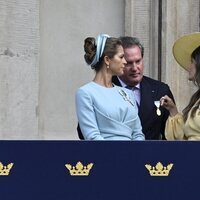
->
[[77, 76, 175, 140], [112, 76, 175, 140]]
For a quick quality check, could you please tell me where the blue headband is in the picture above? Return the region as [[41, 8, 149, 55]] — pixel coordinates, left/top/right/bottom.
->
[[90, 33, 110, 67]]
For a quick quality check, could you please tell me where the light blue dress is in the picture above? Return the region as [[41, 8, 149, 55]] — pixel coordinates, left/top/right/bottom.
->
[[75, 81, 144, 140]]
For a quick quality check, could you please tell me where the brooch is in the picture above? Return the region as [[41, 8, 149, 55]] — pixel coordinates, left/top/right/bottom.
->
[[118, 89, 134, 106]]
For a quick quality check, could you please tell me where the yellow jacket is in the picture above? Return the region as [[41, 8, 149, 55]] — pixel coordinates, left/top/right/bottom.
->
[[165, 99, 200, 140]]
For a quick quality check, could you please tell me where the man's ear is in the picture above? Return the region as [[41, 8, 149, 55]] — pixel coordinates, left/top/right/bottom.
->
[[104, 56, 110, 66]]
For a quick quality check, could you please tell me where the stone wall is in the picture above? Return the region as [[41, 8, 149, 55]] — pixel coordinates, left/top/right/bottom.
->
[[0, 0, 39, 139], [162, 0, 199, 112]]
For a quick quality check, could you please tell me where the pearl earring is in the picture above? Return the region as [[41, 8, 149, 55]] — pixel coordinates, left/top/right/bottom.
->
[[107, 65, 109, 69]]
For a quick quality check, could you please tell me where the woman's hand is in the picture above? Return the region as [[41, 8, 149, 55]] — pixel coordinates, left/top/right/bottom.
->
[[160, 95, 178, 117]]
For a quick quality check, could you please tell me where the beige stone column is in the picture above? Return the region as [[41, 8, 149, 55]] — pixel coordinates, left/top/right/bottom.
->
[[162, 0, 200, 112], [125, 0, 160, 79], [0, 1, 40, 139]]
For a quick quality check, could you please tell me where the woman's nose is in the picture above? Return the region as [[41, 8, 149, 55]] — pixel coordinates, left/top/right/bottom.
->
[[123, 57, 127, 64]]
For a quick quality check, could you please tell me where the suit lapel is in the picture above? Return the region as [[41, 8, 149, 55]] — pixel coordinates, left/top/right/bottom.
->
[[112, 76, 122, 86], [139, 77, 156, 119]]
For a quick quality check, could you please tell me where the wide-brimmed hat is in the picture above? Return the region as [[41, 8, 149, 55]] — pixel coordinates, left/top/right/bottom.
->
[[172, 32, 200, 71]]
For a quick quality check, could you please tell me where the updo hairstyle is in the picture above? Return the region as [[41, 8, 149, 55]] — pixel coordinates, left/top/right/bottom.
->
[[84, 37, 122, 71]]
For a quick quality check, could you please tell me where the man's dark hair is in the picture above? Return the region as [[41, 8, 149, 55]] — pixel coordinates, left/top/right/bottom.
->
[[119, 36, 144, 58]]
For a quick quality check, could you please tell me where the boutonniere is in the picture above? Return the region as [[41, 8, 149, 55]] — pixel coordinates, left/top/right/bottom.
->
[[118, 89, 134, 106]]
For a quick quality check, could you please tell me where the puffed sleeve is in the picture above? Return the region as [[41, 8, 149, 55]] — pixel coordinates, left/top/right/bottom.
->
[[165, 113, 185, 140], [185, 107, 200, 140], [75, 88, 104, 140]]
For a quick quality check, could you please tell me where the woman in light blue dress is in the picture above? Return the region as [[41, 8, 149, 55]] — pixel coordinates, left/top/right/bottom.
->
[[75, 34, 144, 140]]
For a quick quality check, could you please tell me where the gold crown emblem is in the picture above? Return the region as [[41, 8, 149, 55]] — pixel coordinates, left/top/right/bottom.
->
[[0, 162, 14, 176], [65, 161, 93, 176], [145, 162, 173, 176]]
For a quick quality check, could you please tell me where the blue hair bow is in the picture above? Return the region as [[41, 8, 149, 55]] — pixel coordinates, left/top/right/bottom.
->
[[90, 33, 110, 67]]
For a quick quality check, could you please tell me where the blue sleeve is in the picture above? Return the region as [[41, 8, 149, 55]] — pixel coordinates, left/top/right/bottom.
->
[[132, 115, 145, 140], [75, 88, 104, 140]]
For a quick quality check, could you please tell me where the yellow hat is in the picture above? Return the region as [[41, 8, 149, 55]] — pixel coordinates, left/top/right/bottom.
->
[[173, 32, 200, 71]]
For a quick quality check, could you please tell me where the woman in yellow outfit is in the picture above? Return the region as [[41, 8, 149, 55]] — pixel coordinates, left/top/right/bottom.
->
[[161, 32, 200, 140]]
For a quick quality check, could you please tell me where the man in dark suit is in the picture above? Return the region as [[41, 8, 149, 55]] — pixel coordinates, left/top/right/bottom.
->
[[77, 36, 175, 140]]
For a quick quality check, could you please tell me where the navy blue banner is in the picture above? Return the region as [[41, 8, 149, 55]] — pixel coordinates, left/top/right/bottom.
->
[[0, 141, 199, 200]]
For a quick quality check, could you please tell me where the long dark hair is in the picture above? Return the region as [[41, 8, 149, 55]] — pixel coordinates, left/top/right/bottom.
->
[[182, 46, 200, 122]]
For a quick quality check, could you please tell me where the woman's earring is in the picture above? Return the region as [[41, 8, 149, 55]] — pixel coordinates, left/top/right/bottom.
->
[[107, 65, 109, 69]]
